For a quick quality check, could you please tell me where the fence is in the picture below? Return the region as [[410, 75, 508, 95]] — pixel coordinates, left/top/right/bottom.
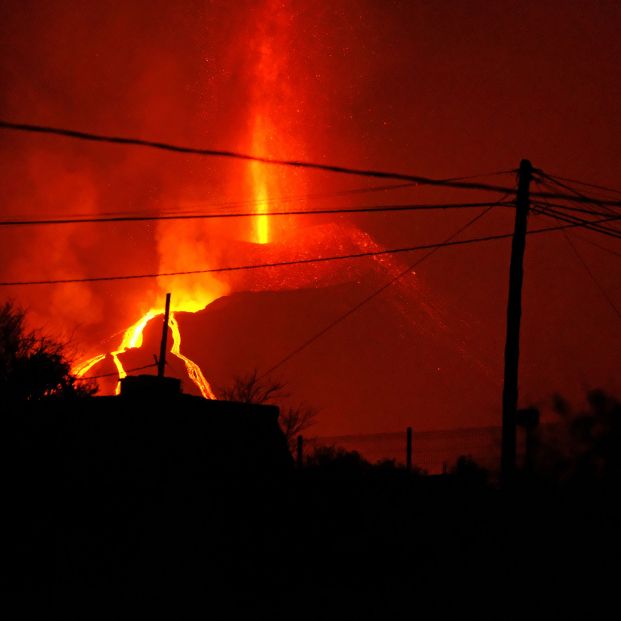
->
[[303, 425, 528, 474]]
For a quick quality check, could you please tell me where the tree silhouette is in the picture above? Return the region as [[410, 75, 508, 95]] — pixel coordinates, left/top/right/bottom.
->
[[0, 300, 95, 404], [534, 390, 621, 486], [219, 369, 316, 448]]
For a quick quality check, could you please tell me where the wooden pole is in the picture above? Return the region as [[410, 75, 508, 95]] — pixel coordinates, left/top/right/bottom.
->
[[157, 293, 172, 378], [501, 160, 533, 487]]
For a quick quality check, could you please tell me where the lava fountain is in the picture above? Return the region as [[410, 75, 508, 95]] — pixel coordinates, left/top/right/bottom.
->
[[73, 2, 302, 396]]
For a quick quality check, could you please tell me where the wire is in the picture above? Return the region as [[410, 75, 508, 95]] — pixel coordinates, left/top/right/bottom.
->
[[537, 172, 621, 213], [532, 172, 621, 208], [9, 181, 424, 222], [532, 176, 621, 244], [543, 172, 621, 198], [78, 362, 158, 380], [5, 120, 620, 210], [0, 120, 517, 194], [531, 178, 621, 238], [2, 213, 620, 288], [530, 189, 621, 208], [572, 234, 621, 259], [533, 179, 621, 320], [258, 204, 500, 379], [531, 200, 616, 220], [532, 204, 621, 240], [0, 201, 515, 227], [1, 176, 518, 223], [0, 237, 512, 286], [561, 231, 621, 320]]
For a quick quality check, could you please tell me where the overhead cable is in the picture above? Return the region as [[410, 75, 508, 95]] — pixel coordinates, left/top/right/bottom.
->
[[0, 201, 515, 227]]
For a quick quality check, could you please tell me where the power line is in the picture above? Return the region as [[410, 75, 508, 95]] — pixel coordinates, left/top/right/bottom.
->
[[0, 173, 515, 223], [532, 176, 621, 245], [531, 178, 621, 239], [543, 172, 621, 198], [2, 213, 620, 288], [537, 172, 621, 213], [531, 200, 616, 220], [0, 119, 517, 194], [0, 236, 513, 287], [533, 181, 621, 320], [0, 200, 515, 228], [6, 120, 620, 210], [561, 231, 621, 320], [1, 176, 517, 223], [259, 205, 500, 379], [7, 120, 621, 213], [79, 362, 158, 380], [0, 181, 420, 222], [17, 181, 424, 222], [530, 189, 621, 208], [532, 204, 621, 240], [532, 173, 621, 208], [573, 234, 621, 259]]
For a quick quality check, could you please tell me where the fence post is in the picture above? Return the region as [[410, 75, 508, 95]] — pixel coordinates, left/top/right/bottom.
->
[[406, 426, 413, 471], [296, 435, 304, 468]]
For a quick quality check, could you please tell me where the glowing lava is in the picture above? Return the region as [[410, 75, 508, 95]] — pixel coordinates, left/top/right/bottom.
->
[[169, 314, 215, 399], [250, 116, 273, 245], [74, 305, 217, 398], [109, 310, 158, 395], [251, 158, 270, 245]]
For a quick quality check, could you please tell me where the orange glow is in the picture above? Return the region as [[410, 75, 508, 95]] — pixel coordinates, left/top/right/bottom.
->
[[246, 13, 290, 246], [250, 158, 270, 244]]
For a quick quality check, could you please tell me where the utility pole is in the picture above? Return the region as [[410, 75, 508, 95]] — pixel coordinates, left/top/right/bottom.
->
[[501, 160, 533, 487], [157, 292, 172, 378]]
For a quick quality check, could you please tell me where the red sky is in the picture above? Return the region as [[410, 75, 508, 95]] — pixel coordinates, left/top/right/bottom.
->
[[1, 0, 620, 435]]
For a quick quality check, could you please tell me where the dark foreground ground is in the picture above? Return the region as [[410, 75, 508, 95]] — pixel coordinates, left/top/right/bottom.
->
[[2, 393, 620, 617], [2, 461, 619, 618]]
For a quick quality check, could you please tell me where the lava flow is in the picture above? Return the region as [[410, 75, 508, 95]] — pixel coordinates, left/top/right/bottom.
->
[[74, 304, 215, 397]]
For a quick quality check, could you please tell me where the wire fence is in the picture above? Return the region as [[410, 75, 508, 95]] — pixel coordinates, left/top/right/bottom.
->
[[304, 426, 528, 474]]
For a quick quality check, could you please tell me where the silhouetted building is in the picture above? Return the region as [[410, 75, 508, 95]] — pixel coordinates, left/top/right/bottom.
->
[[2, 376, 293, 493]]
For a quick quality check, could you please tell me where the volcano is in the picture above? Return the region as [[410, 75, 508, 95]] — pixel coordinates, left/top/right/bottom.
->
[[104, 259, 500, 438]]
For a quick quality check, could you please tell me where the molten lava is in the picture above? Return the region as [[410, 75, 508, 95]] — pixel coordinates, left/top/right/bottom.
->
[[75, 302, 220, 398], [169, 314, 216, 399]]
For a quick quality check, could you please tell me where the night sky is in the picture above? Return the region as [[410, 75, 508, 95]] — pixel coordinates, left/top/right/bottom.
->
[[1, 0, 620, 435]]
